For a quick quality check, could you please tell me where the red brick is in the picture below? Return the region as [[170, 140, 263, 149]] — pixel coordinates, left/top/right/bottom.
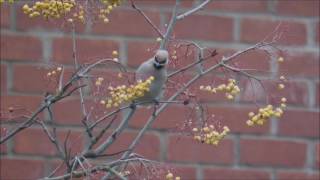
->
[[13, 64, 49, 93], [240, 80, 309, 106], [278, 110, 319, 138], [207, 106, 270, 134], [316, 21, 319, 44], [173, 14, 233, 42], [0, 4, 10, 28], [277, 171, 320, 180], [202, 47, 235, 69], [233, 48, 271, 72], [14, 128, 83, 156], [130, 106, 190, 130], [0, 158, 45, 179], [240, 139, 307, 167], [92, 9, 160, 37], [316, 143, 320, 169], [0, 95, 43, 121], [14, 128, 57, 156], [93, 130, 160, 160], [102, 163, 195, 180], [168, 165, 197, 180], [167, 135, 234, 164], [16, 5, 85, 32], [129, 0, 194, 7], [0, 143, 7, 153], [203, 46, 272, 73], [275, 0, 319, 17], [1, 34, 42, 61], [167, 42, 200, 69], [1, 64, 7, 94], [241, 18, 307, 46], [203, 168, 271, 180], [278, 52, 319, 78], [47, 160, 69, 177], [52, 37, 119, 64], [52, 98, 86, 125], [127, 41, 159, 67], [205, 0, 268, 13], [316, 82, 319, 107]]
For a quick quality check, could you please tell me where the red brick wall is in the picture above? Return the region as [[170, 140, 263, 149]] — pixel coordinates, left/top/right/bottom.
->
[[0, 0, 319, 179]]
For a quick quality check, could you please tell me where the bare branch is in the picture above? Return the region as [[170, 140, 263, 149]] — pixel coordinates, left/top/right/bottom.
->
[[160, 0, 181, 49], [94, 105, 137, 154], [177, 0, 212, 20], [120, 41, 277, 161], [0, 105, 46, 144], [130, 0, 164, 38]]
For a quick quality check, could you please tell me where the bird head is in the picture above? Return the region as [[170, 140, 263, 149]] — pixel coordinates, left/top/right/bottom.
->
[[153, 49, 169, 69]]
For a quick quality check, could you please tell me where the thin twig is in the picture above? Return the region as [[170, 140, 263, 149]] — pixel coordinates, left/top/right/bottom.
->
[[94, 106, 137, 154], [130, 0, 164, 38], [176, 0, 211, 20], [120, 41, 276, 160], [160, 0, 180, 49], [0, 105, 46, 143]]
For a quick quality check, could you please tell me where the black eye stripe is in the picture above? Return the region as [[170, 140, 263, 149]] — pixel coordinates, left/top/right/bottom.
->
[[155, 57, 166, 64]]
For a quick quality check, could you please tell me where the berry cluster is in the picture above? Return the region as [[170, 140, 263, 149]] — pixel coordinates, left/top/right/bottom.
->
[[200, 79, 240, 100], [47, 66, 62, 77], [166, 172, 181, 180], [22, 0, 76, 19], [100, 76, 155, 108], [112, 50, 119, 62], [246, 97, 287, 126], [0, 0, 15, 4], [98, 0, 122, 23], [192, 125, 230, 146], [95, 77, 104, 86]]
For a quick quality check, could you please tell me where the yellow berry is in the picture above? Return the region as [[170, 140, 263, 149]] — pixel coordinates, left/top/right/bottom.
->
[[246, 120, 254, 126], [278, 84, 285, 90], [22, 4, 30, 12], [112, 50, 118, 56], [248, 112, 255, 117], [223, 126, 230, 132], [203, 126, 210, 133], [194, 135, 201, 141], [103, 18, 109, 23], [226, 94, 234, 100], [67, 18, 73, 23], [278, 57, 284, 62], [166, 173, 174, 180]]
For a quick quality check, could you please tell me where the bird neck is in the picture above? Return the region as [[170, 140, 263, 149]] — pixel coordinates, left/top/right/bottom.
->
[[153, 61, 165, 70]]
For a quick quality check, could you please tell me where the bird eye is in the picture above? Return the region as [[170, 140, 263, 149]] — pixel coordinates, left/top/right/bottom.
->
[[154, 56, 167, 66]]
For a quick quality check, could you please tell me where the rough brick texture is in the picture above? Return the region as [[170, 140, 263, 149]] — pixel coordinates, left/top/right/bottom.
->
[[0, 0, 319, 180]]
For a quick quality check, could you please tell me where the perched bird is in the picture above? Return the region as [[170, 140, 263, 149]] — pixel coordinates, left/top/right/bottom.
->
[[135, 49, 169, 104]]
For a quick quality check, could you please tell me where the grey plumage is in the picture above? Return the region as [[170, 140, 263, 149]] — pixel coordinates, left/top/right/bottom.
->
[[135, 49, 169, 103]]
